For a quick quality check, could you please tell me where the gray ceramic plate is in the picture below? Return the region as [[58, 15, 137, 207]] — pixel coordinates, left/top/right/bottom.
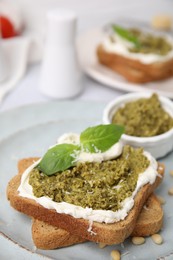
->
[[0, 101, 173, 259], [0, 100, 105, 142]]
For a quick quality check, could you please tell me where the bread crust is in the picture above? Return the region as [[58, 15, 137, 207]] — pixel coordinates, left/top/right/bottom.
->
[[32, 219, 86, 249], [131, 194, 163, 237], [7, 158, 164, 245], [97, 44, 173, 83], [32, 194, 163, 249]]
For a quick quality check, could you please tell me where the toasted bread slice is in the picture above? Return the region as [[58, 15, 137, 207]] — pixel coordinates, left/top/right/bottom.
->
[[97, 44, 173, 83], [32, 194, 163, 249], [7, 158, 164, 245], [32, 219, 86, 249], [131, 194, 163, 237]]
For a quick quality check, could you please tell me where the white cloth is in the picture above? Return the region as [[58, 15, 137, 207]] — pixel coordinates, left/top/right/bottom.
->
[[0, 35, 43, 103]]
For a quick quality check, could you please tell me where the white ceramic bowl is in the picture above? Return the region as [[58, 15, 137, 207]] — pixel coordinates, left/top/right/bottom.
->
[[103, 92, 173, 159]]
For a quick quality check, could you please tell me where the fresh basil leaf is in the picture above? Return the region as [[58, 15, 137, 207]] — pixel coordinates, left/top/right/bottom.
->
[[112, 25, 140, 48], [37, 144, 80, 175], [80, 124, 124, 153]]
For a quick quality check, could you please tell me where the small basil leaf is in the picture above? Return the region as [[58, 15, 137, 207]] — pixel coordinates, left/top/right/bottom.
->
[[80, 124, 124, 153], [112, 25, 140, 48], [37, 144, 80, 175]]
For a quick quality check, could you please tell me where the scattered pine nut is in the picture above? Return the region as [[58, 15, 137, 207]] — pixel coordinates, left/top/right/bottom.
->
[[151, 234, 163, 245], [157, 195, 166, 205], [132, 236, 145, 245], [98, 243, 107, 248], [111, 250, 121, 260], [169, 170, 173, 177], [168, 187, 173, 196]]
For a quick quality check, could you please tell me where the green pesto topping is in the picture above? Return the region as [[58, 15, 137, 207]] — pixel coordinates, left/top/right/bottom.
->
[[112, 94, 173, 137], [128, 28, 172, 55], [112, 25, 172, 55], [29, 145, 149, 212]]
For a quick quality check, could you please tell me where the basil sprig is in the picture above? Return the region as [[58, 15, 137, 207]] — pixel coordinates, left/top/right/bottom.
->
[[80, 124, 124, 153], [37, 124, 124, 175], [37, 144, 80, 175], [112, 25, 140, 48]]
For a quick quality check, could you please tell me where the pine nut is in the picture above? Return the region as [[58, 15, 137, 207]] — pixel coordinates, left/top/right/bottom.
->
[[168, 187, 173, 195], [111, 250, 121, 260], [151, 234, 163, 244], [98, 243, 106, 248], [169, 170, 173, 177], [132, 236, 145, 245], [157, 195, 166, 205], [151, 15, 172, 30]]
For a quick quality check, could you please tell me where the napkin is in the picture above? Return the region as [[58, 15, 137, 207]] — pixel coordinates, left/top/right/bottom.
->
[[0, 35, 43, 103]]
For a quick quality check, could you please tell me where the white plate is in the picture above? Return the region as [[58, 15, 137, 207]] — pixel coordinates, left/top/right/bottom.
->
[[0, 101, 173, 259], [77, 27, 173, 98]]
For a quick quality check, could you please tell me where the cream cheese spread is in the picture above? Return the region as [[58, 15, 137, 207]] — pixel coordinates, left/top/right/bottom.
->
[[57, 133, 123, 163], [103, 33, 173, 64], [18, 134, 159, 224]]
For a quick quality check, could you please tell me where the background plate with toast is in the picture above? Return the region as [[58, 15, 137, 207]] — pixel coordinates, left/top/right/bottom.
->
[[77, 20, 173, 98]]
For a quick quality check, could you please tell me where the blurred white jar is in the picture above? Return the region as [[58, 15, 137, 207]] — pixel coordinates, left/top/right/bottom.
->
[[39, 9, 83, 99]]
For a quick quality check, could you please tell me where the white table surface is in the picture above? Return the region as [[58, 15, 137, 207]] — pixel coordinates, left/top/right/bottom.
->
[[1, 0, 173, 112], [0, 64, 122, 112]]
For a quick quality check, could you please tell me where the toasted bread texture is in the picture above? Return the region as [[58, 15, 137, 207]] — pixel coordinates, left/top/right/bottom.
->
[[97, 44, 173, 83], [7, 158, 164, 245], [32, 219, 86, 249], [32, 194, 163, 249], [131, 194, 163, 237]]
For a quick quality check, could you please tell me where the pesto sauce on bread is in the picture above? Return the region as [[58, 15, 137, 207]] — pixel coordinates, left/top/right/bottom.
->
[[128, 28, 172, 55], [29, 146, 149, 211]]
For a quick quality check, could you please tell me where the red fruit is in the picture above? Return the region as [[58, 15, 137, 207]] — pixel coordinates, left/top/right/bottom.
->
[[0, 15, 17, 38]]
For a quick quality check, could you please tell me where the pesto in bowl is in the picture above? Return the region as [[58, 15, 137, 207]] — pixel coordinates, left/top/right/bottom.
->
[[112, 93, 173, 137], [103, 92, 173, 158]]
